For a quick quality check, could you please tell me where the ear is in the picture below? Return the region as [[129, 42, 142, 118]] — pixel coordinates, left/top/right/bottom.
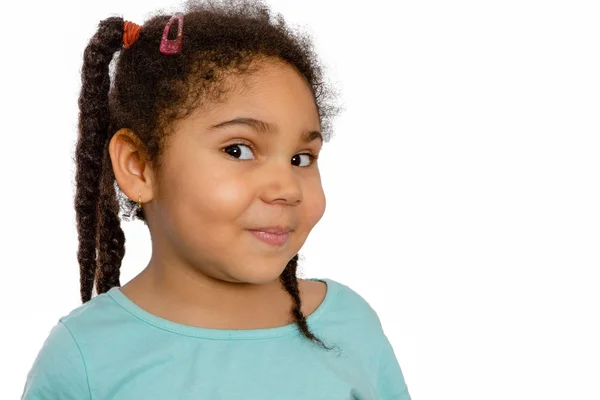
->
[[109, 128, 156, 205]]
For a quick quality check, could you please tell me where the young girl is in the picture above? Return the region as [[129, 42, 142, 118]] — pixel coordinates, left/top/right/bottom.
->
[[22, 1, 411, 398]]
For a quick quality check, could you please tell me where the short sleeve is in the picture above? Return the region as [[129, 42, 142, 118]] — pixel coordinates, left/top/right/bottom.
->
[[376, 332, 412, 400], [21, 321, 91, 400]]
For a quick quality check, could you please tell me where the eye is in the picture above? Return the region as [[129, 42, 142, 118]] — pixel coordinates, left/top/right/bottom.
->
[[223, 143, 255, 160], [291, 153, 318, 167]]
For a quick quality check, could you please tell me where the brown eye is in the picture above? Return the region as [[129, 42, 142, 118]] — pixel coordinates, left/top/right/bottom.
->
[[291, 153, 316, 167], [223, 144, 254, 160]]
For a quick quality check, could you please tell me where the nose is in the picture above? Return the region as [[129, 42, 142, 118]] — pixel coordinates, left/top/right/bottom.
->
[[259, 159, 303, 206]]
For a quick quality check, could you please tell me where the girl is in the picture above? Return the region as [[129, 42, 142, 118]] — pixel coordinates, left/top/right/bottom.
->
[[22, 0, 411, 398]]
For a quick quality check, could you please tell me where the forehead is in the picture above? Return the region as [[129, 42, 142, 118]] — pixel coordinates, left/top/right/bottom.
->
[[202, 59, 321, 127]]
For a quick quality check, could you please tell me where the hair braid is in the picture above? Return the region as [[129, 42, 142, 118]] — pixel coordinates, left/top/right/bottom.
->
[[75, 16, 125, 303], [280, 255, 337, 351], [95, 144, 127, 295]]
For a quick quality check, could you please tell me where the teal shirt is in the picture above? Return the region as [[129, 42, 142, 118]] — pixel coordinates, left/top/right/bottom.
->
[[22, 278, 411, 399]]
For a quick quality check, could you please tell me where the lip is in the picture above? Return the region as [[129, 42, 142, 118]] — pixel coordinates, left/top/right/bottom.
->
[[250, 226, 292, 234], [248, 227, 292, 246]]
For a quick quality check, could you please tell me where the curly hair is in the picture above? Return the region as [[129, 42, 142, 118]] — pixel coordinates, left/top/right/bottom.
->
[[74, 0, 342, 351]]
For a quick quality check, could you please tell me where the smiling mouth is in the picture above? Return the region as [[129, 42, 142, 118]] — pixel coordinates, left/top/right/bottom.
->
[[247, 229, 291, 246]]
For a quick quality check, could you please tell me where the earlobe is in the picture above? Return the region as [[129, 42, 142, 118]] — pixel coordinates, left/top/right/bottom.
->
[[109, 128, 155, 204]]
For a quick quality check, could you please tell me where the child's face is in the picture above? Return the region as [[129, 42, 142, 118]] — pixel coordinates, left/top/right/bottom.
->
[[149, 59, 325, 284]]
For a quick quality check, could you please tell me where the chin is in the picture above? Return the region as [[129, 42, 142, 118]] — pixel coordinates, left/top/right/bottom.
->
[[225, 257, 293, 285]]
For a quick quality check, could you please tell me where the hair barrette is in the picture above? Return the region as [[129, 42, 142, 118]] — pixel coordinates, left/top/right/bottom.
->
[[160, 13, 184, 55]]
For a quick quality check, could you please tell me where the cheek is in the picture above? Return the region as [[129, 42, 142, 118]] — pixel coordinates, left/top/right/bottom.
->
[[194, 170, 251, 216], [190, 171, 253, 225], [158, 156, 253, 236], [301, 182, 326, 228]]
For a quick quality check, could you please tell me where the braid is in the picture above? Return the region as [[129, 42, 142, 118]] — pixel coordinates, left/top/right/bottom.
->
[[280, 255, 337, 351], [95, 143, 127, 295], [75, 17, 124, 303]]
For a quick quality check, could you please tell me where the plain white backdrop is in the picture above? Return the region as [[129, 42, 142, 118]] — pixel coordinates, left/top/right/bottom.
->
[[1, 0, 599, 398]]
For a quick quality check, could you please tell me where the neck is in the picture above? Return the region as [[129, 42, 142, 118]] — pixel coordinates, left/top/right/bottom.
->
[[119, 256, 294, 329]]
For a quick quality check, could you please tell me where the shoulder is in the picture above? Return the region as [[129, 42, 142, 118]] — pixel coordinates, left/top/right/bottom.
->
[[329, 278, 382, 320], [21, 321, 91, 399], [57, 288, 127, 340], [22, 290, 122, 399], [59, 289, 121, 324], [314, 279, 411, 398], [307, 277, 385, 332]]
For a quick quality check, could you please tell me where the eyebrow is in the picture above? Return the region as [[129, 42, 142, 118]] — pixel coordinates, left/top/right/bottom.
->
[[209, 117, 323, 144]]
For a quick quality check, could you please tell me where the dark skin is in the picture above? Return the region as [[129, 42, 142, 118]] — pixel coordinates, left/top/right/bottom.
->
[[108, 58, 327, 329]]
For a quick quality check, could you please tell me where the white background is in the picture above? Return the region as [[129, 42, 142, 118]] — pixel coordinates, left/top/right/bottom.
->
[[1, 0, 599, 399]]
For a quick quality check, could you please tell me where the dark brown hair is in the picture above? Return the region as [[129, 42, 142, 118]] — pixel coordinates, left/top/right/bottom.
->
[[75, 0, 341, 351]]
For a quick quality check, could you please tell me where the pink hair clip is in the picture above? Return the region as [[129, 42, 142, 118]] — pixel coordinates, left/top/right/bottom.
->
[[160, 13, 184, 55]]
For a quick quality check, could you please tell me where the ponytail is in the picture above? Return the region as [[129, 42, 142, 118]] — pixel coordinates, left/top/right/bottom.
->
[[75, 17, 126, 303]]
